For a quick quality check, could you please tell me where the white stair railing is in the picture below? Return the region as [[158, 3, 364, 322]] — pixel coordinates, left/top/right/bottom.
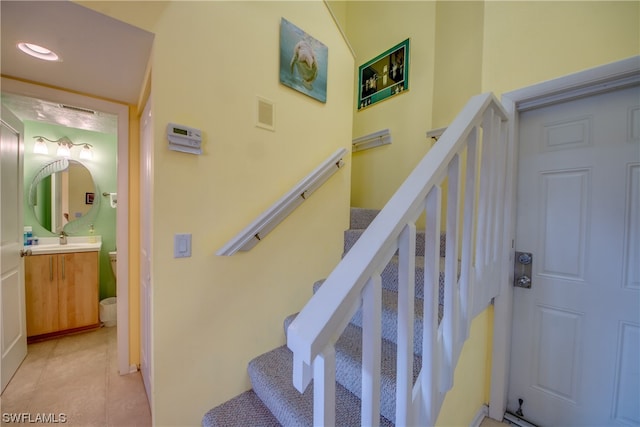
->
[[287, 93, 509, 426]]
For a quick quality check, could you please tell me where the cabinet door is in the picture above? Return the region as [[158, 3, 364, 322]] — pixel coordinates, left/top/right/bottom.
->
[[25, 255, 59, 336], [58, 252, 99, 330]]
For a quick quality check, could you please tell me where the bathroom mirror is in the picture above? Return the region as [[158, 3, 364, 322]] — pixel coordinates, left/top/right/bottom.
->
[[29, 159, 99, 234]]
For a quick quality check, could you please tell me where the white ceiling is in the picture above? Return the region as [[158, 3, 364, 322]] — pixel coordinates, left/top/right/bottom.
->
[[1, 0, 154, 133]]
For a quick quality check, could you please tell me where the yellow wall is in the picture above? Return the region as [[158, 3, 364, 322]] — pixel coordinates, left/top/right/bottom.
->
[[481, 1, 639, 94], [432, 1, 484, 129], [82, 2, 354, 425], [436, 307, 493, 426], [347, 1, 437, 210]]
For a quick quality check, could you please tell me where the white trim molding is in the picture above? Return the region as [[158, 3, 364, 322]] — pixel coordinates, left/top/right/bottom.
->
[[489, 55, 640, 421], [509, 55, 640, 112], [216, 148, 348, 255], [470, 405, 490, 427]]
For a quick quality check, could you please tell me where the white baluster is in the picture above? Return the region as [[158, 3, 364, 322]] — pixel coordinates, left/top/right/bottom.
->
[[396, 223, 416, 426], [459, 127, 479, 340], [314, 346, 336, 427], [443, 153, 461, 386], [362, 275, 382, 427], [422, 186, 441, 425]]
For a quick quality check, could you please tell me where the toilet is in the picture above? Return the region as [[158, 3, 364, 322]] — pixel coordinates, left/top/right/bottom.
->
[[109, 251, 117, 282], [101, 251, 118, 327]]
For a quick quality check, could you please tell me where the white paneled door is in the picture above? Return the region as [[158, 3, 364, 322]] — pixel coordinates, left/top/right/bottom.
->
[[509, 85, 640, 426], [1, 105, 27, 392]]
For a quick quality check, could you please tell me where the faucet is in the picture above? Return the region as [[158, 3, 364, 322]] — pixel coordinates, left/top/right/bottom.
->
[[59, 230, 67, 245]]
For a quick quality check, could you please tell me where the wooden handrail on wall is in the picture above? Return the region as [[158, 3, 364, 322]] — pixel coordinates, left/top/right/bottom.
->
[[216, 148, 348, 256]]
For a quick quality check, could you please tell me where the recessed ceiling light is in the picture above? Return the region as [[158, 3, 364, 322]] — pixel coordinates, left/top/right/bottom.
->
[[17, 42, 60, 61]]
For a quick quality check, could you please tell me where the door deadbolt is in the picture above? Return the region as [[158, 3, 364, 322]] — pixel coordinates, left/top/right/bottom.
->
[[518, 252, 532, 265], [514, 251, 533, 288]]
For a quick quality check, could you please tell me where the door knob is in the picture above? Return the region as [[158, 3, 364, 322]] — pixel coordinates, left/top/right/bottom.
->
[[515, 275, 532, 288], [20, 248, 32, 257]]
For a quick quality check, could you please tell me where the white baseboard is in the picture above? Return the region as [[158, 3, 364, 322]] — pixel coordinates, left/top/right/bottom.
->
[[470, 404, 490, 427], [504, 412, 538, 427]]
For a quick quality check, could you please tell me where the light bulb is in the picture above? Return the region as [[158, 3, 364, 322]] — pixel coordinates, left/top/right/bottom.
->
[[33, 138, 49, 154], [79, 144, 93, 160], [56, 143, 71, 158]]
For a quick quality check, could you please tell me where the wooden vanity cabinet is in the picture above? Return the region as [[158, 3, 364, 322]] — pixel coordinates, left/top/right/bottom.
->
[[25, 251, 99, 338]]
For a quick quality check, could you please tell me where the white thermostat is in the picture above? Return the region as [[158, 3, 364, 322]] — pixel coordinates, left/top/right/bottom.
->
[[167, 123, 202, 155]]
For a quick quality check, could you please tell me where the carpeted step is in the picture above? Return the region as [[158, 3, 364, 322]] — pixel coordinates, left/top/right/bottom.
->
[[344, 229, 446, 258], [332, 323, 421, 424], [309, 282, 435, 356], [249, 345, 393, 427], [349, 207, 380, 229], [202, 390, 281, 427]]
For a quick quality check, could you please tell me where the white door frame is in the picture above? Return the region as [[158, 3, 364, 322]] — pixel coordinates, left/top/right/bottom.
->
[[489, 55, 640, 420], [1, 77, 132, 376]]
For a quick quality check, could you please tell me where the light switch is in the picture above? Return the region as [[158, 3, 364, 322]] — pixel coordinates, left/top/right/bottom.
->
[[174, 234, 191, 258]]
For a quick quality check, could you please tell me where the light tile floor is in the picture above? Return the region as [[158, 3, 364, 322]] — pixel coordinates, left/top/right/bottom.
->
[[0, 327, 151, 426]]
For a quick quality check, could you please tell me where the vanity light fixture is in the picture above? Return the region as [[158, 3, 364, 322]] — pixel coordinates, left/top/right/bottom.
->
[[79, 144, 93, 160], [17, 42, 60, 61], [33, 136, 93, 160], [33, 137, 49, 154], [56, 141, 71, 158]]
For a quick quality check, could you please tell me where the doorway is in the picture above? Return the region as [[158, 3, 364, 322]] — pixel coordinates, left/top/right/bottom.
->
[[509, 84, 639, 426], [489, 56, 640, 423], [1, 77, 132, 376]]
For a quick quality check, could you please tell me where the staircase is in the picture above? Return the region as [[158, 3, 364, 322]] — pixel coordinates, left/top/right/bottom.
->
[[202, 208, 446, 427], [203, 93, 510, 426]]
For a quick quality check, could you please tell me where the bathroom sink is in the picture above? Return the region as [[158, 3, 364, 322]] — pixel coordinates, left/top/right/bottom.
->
[[26, 236, 102, 255]]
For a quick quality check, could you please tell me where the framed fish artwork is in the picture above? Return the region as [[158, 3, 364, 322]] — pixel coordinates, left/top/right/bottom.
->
[[280, 18, 328, 103]]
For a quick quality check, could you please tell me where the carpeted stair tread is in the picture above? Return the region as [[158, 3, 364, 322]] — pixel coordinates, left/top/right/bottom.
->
[[349, 207, 380, 229], [312, 279, 441, 356], [333, 322, 422, 424], [202, 390, 281, 427], [248, 345, 393, 427], [344, 229, 447, 259], [312, 256, 445, 304]]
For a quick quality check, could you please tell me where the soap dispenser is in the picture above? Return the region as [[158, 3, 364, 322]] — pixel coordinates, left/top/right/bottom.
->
[[23, 226, 33, 246], [88, 224, 96, 243]]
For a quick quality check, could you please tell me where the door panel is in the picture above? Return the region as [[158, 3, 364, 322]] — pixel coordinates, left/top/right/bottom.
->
[[25, 255, 59, 336], [509, 86, 640, 426], [623, 164, 640, 291], [1, 105, 27, 392]]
